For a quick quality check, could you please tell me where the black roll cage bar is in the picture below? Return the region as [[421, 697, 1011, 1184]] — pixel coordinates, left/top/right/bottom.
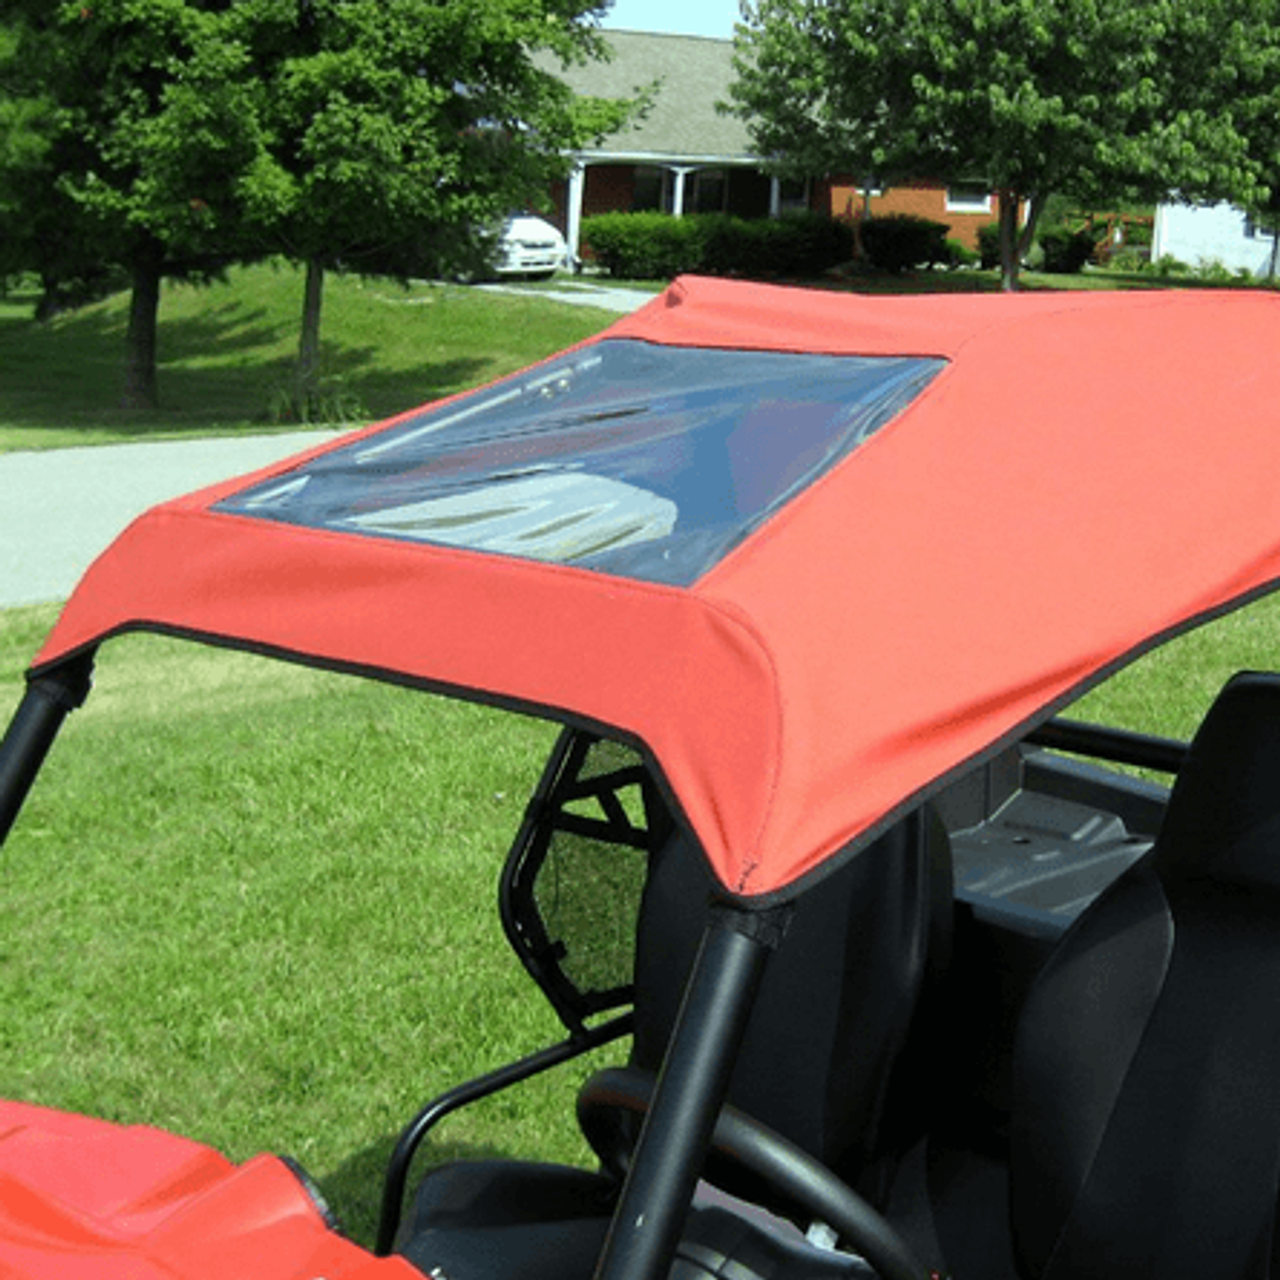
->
[[0, 652, 94, 845], [0, 652, 1193, 1280]]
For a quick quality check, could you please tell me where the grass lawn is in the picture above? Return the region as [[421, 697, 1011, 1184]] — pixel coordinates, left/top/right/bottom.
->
[[0, 604, 610, 1244], [0, 263, 619, 452], [4, 260, 1255, 454], [4, 256, 1280, 1252], [6, 585, 1280, 1246]]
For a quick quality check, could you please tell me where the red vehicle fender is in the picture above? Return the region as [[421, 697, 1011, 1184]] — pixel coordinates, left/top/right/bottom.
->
[[0, 1100, 421, 1279]]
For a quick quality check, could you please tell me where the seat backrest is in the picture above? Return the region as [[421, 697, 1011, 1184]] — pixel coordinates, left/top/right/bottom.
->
[[1011, 671, 1280, 1280], [631, 805, 953, 1196], [502, 726, 953, 1199]]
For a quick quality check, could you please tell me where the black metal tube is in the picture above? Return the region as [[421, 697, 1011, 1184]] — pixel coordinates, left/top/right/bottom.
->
[[593, 905, 787, 1280], [376, 1011, 633, 1256], [579, 1067, 928, 1280], [0, 655, 94, 846], [1029, 715, 1188, 774]]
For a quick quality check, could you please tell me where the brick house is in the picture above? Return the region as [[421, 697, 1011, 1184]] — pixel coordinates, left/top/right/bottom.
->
[[827, 180, 1002, 252], [541, 31, 1005, 263]]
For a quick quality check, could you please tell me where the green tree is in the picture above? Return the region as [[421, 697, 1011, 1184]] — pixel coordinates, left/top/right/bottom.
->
[[223, 0, 630, 419], [1227, 9, 1280, 279], [0, 0, 628, 413], [1, 1, 270, 405], [0, 14, 116, 307], [0, 20, 45, 287], [729, 0, 1272, 289]]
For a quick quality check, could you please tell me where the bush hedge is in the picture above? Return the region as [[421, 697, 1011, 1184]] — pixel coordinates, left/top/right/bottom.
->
[[858, 214, 950, 273], [580, 212, 705, 279], [945, 238, 980, 268], [1038, 226, 1098, 274], [582, 211, 854, 280], [977, 223, 1003, 270]]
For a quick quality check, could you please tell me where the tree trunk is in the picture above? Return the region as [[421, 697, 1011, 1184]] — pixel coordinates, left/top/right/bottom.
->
[[1018, 192, 1047, 264], [295, 256, 325, 419], [123, 241, 164, 410], [997, 189, 1021, 292]]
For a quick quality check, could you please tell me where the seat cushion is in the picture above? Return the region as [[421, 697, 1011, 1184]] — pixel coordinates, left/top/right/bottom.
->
[[1011, 674, 1280, 1280], [396, 1160, 615, 1280], [632, 807, 950, 1182]]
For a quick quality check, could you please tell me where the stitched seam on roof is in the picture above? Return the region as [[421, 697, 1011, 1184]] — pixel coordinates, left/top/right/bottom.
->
[[684, 591, 786, 895], [36, 502, 787, 891]]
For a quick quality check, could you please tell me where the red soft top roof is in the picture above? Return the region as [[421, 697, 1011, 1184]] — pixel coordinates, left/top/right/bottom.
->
[[31, 278, 1280, 899]]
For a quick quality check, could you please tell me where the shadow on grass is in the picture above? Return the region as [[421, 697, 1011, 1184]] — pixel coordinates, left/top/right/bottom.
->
[[0, 292, 490, 442], [318, 1132, 536, 1250]]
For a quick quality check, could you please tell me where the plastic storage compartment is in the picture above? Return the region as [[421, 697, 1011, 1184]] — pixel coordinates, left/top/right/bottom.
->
[[938, 746, 1166, 940]]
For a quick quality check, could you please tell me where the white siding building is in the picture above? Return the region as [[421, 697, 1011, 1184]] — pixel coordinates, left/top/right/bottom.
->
[[1152, 201, 1279, 277]]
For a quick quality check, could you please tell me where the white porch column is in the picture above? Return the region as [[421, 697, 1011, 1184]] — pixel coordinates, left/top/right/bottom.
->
[[671, 166, 694, 217], [565, 161, 586, 271], [769, 176, 782, 218]]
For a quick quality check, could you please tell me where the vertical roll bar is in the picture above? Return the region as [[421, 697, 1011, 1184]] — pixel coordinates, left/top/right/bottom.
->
[[0, 653, 94, 845], [593, 902, 790, 1280]]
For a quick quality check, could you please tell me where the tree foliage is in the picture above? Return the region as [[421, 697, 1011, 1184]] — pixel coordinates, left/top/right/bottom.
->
[[0, 0, 627, 411], [729, 0, 1280, 288], [2, 1, 295, 405], [226, 0, 630, 416]]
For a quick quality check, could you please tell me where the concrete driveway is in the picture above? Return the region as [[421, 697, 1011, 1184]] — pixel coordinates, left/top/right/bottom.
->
[[0, 279, 652, 609], [0, 431, 338, 607]]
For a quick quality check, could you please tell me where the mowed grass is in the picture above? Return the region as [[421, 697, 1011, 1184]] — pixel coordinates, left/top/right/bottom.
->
[[6, 587, 1280, 1245], [0, 259, 1254, 453], [4, 257, 1280, 1250], [0, 605, 623, 1245], [1071, 593, 1280, 740], [0, 264, 617, 451]]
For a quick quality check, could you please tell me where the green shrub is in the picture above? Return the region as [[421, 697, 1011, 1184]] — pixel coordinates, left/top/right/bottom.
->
[[1038, 226, 1098, 274], [1152, 253, 1192, 276], [582, 211, 853, 280], [1191, 258, 1241, 285], [757, 212, 855, 275], [1122, 219, 1153, 248], [1105, 246, 1149, 274], [859, 215, 949, 272], [945, 238, 980, 268], [697, 213, 760, 275], [977, 222, 1003, 270], [266, 377, 368, 426], [582, 212, 706, 279]]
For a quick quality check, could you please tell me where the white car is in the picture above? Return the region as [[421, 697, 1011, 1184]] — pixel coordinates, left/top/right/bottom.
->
[[494, 214, 568, 278]]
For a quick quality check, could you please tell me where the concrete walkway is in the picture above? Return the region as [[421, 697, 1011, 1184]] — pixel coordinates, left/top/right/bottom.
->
[[475, 279, 660, 313], [0, 280, 654, 608], [1, 432, 339, 607]]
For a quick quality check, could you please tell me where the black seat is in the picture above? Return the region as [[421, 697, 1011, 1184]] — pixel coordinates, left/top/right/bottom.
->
[[396, 729, 952, 1280], [1009, 671, 1280, 1280], [628, 808, 952, 1202]]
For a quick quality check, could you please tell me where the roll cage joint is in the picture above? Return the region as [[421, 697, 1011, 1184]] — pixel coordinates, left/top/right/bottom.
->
[[0, 652, 95, 845]]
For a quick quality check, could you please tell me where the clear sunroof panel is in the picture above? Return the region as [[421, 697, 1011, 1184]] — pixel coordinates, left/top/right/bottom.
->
[[217, 339, 945, 586]]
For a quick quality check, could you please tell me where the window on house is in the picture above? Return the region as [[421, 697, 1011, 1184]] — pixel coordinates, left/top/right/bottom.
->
[[946, 185, 993, 213], [777, 177, 810, 212], [692, 169, 727, 214], [632, 167, 669, 213]]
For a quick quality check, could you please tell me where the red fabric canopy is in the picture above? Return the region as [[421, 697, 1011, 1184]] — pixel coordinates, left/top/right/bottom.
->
[[31, 278, 1280, 898], [0, 1101, 419, 1279]]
